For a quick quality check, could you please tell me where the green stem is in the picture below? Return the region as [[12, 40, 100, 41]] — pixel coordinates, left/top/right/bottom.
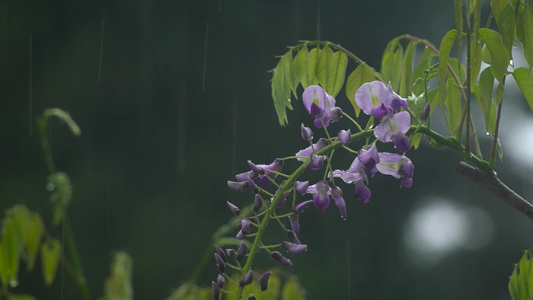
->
[[65, 216, 91, 300]]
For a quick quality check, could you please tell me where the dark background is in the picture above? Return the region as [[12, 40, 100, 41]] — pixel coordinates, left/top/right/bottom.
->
[[2, 0, 533, 299]]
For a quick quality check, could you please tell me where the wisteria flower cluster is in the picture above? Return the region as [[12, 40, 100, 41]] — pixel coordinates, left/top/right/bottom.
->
[[216, 81, 415, 299]]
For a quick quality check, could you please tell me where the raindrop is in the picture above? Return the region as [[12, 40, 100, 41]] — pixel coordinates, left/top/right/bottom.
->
[[46, 182, 55, 191], [9, 279, 18, 288], [485, 131, 490, 136]]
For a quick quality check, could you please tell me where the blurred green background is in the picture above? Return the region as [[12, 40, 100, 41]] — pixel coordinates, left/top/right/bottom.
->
[[2, 0, 533, 299]]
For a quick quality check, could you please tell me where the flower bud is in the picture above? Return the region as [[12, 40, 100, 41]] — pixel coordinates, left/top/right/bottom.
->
[[291, 200, 313, 214], [253, 194, 263, 212], [247, 160, 264, 174], [215, 245, 226, 262], [239, 269, 254, 287], [247, 178, 260, 194], [310, 154, 325, 170], [227, 181, 249, 192], [212, 281, 220, 300], [271, 251, 293, 266], [236, 229, 245, 240], [289, 214, 299, 234], [235, 170, 254, 182], [295, 181, 309, 195], [286, 230, 302, 244], [421, 102, 430, 123], [338, 129, 351, 146], [235, 242, 248, 261], [214, 253, 225, 273], [282, 241, 308, 255], [226, 201, 241, 215], [259, 271, 272, 291], [241, 219, 251, 235], [301, 123, 313, 141], [216, 274, 225, 288]]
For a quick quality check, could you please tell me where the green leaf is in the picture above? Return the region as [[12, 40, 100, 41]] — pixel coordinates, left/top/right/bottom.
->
[[281, 51, 298, 99], [519, 251, 531, 299], [41, 238, 62, 286], [399, 40, 417, 97], [470, 0, 482, 93], [25, 212, 44, 271], [316, 46, 333, 90], [513, 67, 533, 112], [43, 108, 81, 137], [410, 133, 422, 150], [271, 53, 294, 126], [455, 0, 463, 68], [282, 275, 306, 300], [447, 57, 466, 84], [307, 47, 320, 86], [491, 0, 511, 27], [479, 28, 510, 82], [412, 47, 436, 95], [509, 264, 520, 300], [516, 4, 533, 70], [495, 3, 516, 52], [326, 51, 348, 98], [345, 63, 376, 117], [293, 45, 309, 88], [446, 78, 462, 135], [438, 30, 457, 105], [475, 67, 495, 134], [381, 37, 402, 91], [104, 252, 133, 300], [1, 218, 20, 285], [48, 172, 72, 226]]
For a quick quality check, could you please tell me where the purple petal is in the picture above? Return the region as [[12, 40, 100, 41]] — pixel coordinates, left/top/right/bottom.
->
[[355, 81, 392, 116], [338, 129, 351, 146], [248, 160, 264, 175], [373, 103, 390, 120], [259, 271, 272, 291], [295, 181, 309, 195], [332, 170, 361, 184], [292, 200, 313, 214], [239, 269, 253, 287], [235, 170, 254, 182], [227, 201, 241, 215], [236, 229, 244, 240], [302, 85, 328, 115], [301, 123, 313, 141], [310, 154, 325, 170], [331, 186, 347, 220], [313, 193, 330, 212], [241, 219, 251, 235], [376, 152, 403, 179], [227, 181, 249, 192], [392, 134, 410, 153], [236, 242, 248, 261], [282, 241, 308, 255], [421, 102, 430, 123], [310, 102, 324, 117], [354, 181, 371, 204], [253, 194, 263, 212], [212, 281, 220, 300], [271, 251, 293, 266], [286, 230, 302, 244], [216, 274, 226, 288], [358, 144, 379, 171], [289, 214, 300, 234]]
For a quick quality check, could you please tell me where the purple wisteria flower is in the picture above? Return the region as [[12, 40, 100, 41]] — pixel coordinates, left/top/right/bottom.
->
[[302, 85, 342, 128], [355, 81, 412, 152], [332, 149, 372, 203], [304, 181, 347, 218], [295, 138, 328, 170], [376, 152, 414, 188]]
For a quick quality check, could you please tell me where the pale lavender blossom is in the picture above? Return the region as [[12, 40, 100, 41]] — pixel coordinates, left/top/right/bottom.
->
[[338, 129, 351, 146], [302, 85, 341, 128], [376, 152, 414, 188]]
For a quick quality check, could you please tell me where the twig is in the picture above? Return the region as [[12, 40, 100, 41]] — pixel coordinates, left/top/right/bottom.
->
[[456, 161, 533, 221]]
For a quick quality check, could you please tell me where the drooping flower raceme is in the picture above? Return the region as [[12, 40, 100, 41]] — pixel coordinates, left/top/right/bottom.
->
[[302, 85, 342, 128]]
